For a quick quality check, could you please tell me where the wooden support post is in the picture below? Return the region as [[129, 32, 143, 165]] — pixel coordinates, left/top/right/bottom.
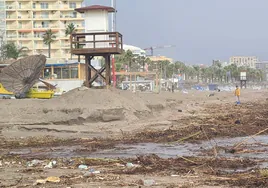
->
[[240, 80, 247, 89], [85, 55, 93, 88], [85, 55, 89, 87], [108, 55, 111, 85], [105, 55, 111, 87], [115, 33, 119, 50], [88, 56, 92, 87]]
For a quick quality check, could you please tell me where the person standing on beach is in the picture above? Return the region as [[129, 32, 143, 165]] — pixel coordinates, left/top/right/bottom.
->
[[235, 85, 241, 104]]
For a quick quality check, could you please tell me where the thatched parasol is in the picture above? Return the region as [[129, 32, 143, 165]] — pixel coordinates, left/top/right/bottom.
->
[[0, 55, 46, 97]]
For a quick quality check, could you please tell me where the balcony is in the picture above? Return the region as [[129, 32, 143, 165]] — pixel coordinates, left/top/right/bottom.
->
[[6, 26, 17, 30], [61, 43, 70, 48], [17, 6, 32, 10], [59, 5, 82, 11], [34, 25, 50, 29], [18, 35, 32, 40], [70, 32, 123, 55], [32, 6, 59, 10], [18, 24, 32, 29], [60, 24, 84, 30], [6, 5, 31, 10], [17, 15, 32, 20], [5, 5, 16, 11], [34, 44, 61, 49], [6, 35, 17, 39], [33, 16, 50, 20], [6, 16, 17, 20], [60, 15, 83, 20]]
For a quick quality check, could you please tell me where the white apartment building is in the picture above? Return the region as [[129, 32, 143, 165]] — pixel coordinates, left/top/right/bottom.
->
[[229, 56, 258, 69], [3, 0, 85, 63]]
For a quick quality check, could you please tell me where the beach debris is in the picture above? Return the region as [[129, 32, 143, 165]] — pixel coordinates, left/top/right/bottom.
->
[[142, 179, 156, 186], [78, 164, 88, 170], [44, 160, 57, 169], [83, 169, 101, 177], [193, 85, 204, 91], [34, 176, 60, 185], [46, 176, 60, 183], [34, 179, 47, 185], [208, 93, 215, 97], [182, 90, 188, 94], [27, 159, 43, 167], [126, 162, 135, 168], [235, 120, 241, 124], [178, 109, 183, 112], [116, 163, 125, 167]]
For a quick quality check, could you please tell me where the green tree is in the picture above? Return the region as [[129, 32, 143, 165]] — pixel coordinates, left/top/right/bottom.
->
[[65, 23, 77, 37], [65, 23, 77, 60], [3, 42, 29, 60], [193, 65, 201, 82], [224, 64, 239, 82], [42, 29, 56, 58], [0, 30, 7, 61]]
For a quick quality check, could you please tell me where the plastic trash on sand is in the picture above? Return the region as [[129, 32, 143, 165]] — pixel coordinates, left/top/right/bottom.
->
[[44, 160, 57, 169], [182, 89, 188, 94], [27, 159, 43, 167], [126, 162, 135, 168], [143, 179, 156, 186], [78, 164, 88, 170], [83, 169, 101, 177]]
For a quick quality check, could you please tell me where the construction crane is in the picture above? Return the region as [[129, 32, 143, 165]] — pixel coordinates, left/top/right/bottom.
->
[[144, 45, 176, 56]]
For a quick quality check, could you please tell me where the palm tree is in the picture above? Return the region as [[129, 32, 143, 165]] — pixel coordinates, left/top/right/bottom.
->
[[42, 29, 56, 58], [65, 23, 77, 37], [124, 50, 134, 71], [3, 42, 29, 60], [65, 23, 77, 60], [193, 65, 201, 82]]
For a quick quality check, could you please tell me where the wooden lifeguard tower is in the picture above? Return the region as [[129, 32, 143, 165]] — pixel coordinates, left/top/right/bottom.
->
[[70, 5, 123, 87], [240, 71, 247, 89]]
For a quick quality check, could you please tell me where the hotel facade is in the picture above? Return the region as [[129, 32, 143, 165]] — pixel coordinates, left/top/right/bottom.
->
[[1, 0, 84, 63]]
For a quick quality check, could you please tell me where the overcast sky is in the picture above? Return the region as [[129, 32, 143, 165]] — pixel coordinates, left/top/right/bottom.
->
[[86, 0, 268, 65]]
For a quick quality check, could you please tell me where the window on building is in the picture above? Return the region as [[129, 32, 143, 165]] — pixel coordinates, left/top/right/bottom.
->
[[69, 2, 76, 8], [41, 12, 49, 18], [40, 2, 48, 9], [70, 67, 78, 78], [44, 68, 51, 78], [32, 3, 36, 8], [18, 3, 22, 9], [42, 43, 47, 48], [53, 67, 62, 79], [71, 12, 77, 18], [41, 21, 49, 28], [62, 67, 70, 79], [18, 22, 22, 28], [18, 32, 25, 38]]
